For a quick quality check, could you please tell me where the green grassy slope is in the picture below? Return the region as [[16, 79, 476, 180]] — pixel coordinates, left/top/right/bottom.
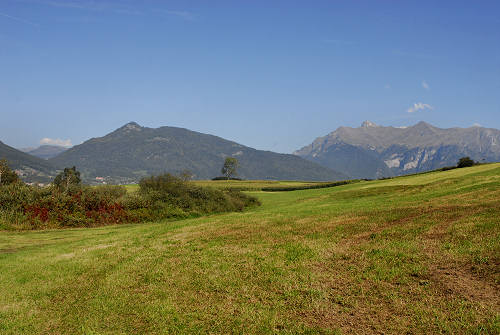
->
[[1, 164, 499, 334], [0, 141, 57, 182], [124, 180, 348, 192]]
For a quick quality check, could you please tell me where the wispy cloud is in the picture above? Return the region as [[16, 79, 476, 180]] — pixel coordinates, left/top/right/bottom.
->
[[422, 80, 430, 91], [472, 123, 481, 127], [0, 11, 39, 27], [28, 1, 196, 20], [32, 0, 108, 10], [384, 84, 391, 90], [162, 10, 196, 21], [27, 0, 144, 15], [40, 138, 73, 147], [407, 102, 434, 113]]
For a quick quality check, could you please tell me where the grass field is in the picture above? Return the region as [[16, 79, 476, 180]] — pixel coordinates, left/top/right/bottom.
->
[[124, 180, 332, 192], [1, 164, 499, 334]]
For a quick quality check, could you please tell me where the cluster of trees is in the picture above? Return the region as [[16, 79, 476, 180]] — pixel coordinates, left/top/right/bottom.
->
[[0, 158, 258, 230], [0, 156, 242, 188], [0, 159, 82, 189], [0, 159, 20, 186], [456, 156, 477, 168]]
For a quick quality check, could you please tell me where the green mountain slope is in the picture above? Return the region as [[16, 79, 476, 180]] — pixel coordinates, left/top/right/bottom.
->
[[50, 122, 347, 183], [25, 145, 68, 160], [0, 141, 57, 182]]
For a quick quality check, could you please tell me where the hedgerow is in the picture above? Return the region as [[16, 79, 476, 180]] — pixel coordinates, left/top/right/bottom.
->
[[0, 173, 260, 230], [261, 180, 360, 192]]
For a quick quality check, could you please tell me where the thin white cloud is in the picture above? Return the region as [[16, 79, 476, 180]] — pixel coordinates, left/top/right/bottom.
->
[[407, 102, 434, 113], [472, 123, 481, 127], [28, 0, 144, 15], [0, 11, 39, 26], [40, 138, 73, 147], [384, 84, 391, 89], [32, 0, 108, 10], [29, 1, 196, 20], [163, 10, 196, 21], [422, 80, 430, 91]]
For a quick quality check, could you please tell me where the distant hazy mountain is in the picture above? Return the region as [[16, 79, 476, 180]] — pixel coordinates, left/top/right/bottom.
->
[[0, 141, 57, 182], [294, 121, 500, 179], [22, 145, 69, 160], [50, 122, 347, 183]]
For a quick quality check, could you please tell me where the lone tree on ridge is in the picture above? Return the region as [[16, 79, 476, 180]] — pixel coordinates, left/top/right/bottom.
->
[[221, 157, 239, 180], [53, 166, 81, 191], [457, 157, 475, 168]]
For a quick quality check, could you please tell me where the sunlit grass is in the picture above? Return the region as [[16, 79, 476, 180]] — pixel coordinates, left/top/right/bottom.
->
[[1, 163, 499, 334], [124, 179, 330, 193]]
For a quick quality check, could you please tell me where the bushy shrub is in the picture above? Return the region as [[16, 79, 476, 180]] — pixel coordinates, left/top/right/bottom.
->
[[211, 177, 243, 181], [0, 183, 130, 229], [261, 180, 359, 192], [439, 166, 457, 171], [0, 173, 259, 230], [0, 159, 20, 186], [138, 173, 259, 219], [457, 157, 476, 168]]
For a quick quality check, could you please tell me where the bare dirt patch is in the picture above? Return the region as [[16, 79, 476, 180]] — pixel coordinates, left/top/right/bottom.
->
[[57, 244, 114, 260], [0, 247, 21, 254], [422, 217, 500, 310]]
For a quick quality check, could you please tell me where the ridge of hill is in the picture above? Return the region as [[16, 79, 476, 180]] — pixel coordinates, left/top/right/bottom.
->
[[50, 122, 348, 183], [23, 145, 68, 160], [295, 121, 500, 178], [0, 141, 57, 182]]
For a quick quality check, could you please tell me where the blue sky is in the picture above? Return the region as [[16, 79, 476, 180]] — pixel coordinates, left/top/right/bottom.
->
[[1, 0, 499, 153]]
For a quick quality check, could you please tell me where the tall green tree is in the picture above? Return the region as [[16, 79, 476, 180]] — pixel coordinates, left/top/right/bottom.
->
[[0, 159, 20, 185], [221, 157, 239, 180], [53, 166, 81, 191]]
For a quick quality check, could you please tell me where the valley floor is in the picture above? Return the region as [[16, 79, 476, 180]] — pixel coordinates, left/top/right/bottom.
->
[[1, 164, 499, 334]]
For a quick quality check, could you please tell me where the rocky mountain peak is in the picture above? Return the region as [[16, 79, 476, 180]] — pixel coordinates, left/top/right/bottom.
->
[[117, 122, 143, 132], [412, 121, 434, 129], [360, 120, 379, 128], [295, 121, 500, 180]]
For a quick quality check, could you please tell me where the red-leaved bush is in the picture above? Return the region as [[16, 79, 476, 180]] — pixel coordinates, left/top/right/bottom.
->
[[0, 174, 259, 230]]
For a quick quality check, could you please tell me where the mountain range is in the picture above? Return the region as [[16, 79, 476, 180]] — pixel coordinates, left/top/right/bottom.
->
[[20, 145, 68, 160], [48, 122, 347, 183], [0, 141, 56, 183], [294, 121, 500, 179], [2, 121, 499, 183]]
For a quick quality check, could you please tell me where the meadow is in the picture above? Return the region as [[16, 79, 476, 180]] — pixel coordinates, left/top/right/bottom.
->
[[0, 164, 499, 334], [124, 180, 336, 192]]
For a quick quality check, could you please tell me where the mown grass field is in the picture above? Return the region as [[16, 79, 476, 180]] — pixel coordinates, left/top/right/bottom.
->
[[124, 180, 330, 192], [1, 164, 499, 334]]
